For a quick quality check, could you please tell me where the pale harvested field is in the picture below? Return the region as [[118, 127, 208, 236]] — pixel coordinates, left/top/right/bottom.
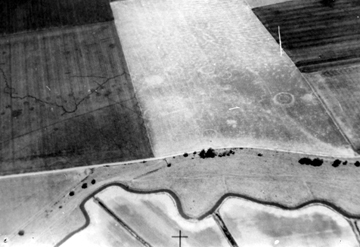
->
[[91, 186, 228, 247], [111, 0, 355, 158], [58, 186, 360, 247], [0, 21, 153, 175], [61, 198, 144, 247], [219, 197, 358, 247]]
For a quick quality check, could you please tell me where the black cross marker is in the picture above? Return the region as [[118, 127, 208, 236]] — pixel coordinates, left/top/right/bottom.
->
[[172, 230, 188, 247]]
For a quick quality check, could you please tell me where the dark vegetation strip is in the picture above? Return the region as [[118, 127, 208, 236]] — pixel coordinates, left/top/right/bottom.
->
[[0, 0, 113, 35], [55, 182, 360, 246], [213, 213, 239, 247], [253, 0, 360, 73], [297, 58, 360, 73], [276, 23, 360, 44], [93, 197, 153, 247], [194, 148, 360, 169], [297, 156, 360, 168], [295, 54, 360, 67], [257, 4, 360, 28], [254, 0, 360, 20], [298, 157, 323, 167]]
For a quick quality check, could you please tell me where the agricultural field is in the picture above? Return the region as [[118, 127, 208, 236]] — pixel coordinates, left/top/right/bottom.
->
[[219, 198, 359, 247], [1, 0, 360, 246], [254, 0, 360, 152], [0, 0, 113, 35], [2, 147, 360, 246], [304, 68, 360, 152], [57, 183, 360, 246], [0, 21, 153, 175], [61, 198, 144, 247], [61, 186, 229, 247], [110, 0, 355, 158]]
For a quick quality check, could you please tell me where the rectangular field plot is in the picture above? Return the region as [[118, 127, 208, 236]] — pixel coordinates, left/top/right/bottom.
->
[[61, 199, 144, 247], [95, 186, 229, 247], [219, 198, 359, 247], [0, 0, 113, 35], [110, 0, 353, 157], [0, 22, 153, 175], [304, 67, 360, 152], [253, 0, 360, 73]]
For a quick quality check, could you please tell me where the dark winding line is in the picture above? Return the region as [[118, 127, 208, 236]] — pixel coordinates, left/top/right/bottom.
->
[[54, 182, 360, 247], [1, 66, 126, 116]]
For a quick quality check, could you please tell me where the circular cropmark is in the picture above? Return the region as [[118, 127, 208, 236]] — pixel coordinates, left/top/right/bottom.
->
[[273, 92, 295, 106]]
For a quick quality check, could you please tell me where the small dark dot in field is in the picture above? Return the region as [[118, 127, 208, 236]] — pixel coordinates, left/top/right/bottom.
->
[[69, 191, 75, 196], [312, 158, 323, 167], [59, 206, 62, 209], [342, 161, 347, 165], [193, 151, 197, 155], [167, 163, 171, 167], [11, 109, 22, 118], [355, 161, 360, 167], [332, 159, 341, 167], [183, 153, 188, 157], [299, 158, 311, 165], [18, 230, 24, 236], [104, 90, 111, 97], [29, 107, 35, 111], [91, 179, 96, 185], [82, 183, 87, 189], [258, 153, 263, 157]]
